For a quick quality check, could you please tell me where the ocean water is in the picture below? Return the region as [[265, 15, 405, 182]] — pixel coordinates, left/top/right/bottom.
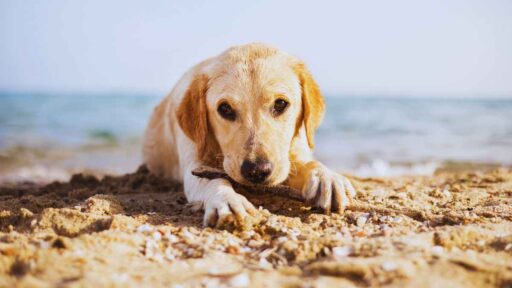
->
[[316, 97, 512, 175], [0, 92, 511, 180]]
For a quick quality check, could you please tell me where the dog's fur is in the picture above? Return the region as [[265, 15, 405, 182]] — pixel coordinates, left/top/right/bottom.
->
[[143, 43, 355, 226]]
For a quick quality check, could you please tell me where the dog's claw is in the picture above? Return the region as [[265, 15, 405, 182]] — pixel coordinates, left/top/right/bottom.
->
[[202, 187, 256, 228], [302, 164, 356, 213]]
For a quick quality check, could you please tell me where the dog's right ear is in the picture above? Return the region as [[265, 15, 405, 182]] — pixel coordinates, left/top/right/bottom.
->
[[293, 62, 325, 149], [176, 74, 210, 160]]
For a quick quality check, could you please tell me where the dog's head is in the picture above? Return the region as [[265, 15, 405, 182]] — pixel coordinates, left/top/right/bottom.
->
[[177, 43, 324, 186]]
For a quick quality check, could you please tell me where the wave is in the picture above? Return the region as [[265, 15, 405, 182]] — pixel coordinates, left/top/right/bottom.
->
[[353, 159, 440, 177]]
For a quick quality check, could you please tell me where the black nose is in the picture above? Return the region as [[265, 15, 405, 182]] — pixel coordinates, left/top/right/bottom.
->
[[241, 158, 273, 184]]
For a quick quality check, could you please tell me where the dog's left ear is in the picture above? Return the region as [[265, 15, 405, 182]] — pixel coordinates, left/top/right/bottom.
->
[[176, 74, 211, 161], [294, 62, 325, 148]]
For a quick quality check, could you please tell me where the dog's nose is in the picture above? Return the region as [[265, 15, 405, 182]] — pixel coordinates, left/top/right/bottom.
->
[[241, 158, 273, 184]]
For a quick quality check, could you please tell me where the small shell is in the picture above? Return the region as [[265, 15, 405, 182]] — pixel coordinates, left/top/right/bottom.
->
[[229, 273, 250, 287], [136, 224, 154, 233], [381, 261, 397, 271], [152, 231, 162, 241], [431, 245, 444, 256], [332, 246, 352, 258], [356, 213, 370, 227]]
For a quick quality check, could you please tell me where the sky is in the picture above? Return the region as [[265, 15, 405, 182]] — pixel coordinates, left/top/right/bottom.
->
[[1, 0, 511, 97]]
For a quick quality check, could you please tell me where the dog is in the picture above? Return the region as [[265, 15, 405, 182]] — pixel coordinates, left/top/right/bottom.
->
[[143, 43, 356, 226]]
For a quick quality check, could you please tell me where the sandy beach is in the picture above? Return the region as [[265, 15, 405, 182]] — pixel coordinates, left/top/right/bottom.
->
[[2, 1, 512, 287], [1, 166, 511, 287]]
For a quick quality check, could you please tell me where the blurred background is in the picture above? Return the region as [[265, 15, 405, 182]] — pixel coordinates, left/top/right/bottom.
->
[[1, 0, 511, 182]]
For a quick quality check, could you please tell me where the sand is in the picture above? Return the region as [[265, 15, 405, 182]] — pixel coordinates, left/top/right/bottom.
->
[[0, 166, 511, 287]]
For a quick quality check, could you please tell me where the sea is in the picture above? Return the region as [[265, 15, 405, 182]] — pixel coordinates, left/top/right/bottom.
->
[[1, 92, 511, 182]]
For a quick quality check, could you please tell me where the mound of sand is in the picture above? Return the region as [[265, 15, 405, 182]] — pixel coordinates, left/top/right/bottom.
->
[[1, 166, 511, 287]]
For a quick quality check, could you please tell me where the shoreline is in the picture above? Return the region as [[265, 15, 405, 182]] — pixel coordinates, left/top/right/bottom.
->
[[1, 143, 510, 184]]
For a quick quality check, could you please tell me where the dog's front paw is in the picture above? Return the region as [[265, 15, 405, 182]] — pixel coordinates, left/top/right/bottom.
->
[[301, 162, 356, 213], [203, 186, 257, 228]]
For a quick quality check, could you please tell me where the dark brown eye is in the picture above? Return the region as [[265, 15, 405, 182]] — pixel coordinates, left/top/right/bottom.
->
[[272, 99, 289, 116], [217, 102, 236, 121]]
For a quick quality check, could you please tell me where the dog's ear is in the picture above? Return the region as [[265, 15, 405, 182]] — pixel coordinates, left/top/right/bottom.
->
[[294, 62, 325, 148], [176, 74, 210, 161]]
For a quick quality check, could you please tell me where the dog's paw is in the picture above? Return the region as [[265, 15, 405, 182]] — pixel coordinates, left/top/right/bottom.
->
[[203, 186, 257, 228], [301, 162, 356, 213]]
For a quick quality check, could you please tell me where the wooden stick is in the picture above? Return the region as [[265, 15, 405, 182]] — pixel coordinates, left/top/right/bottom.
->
[[191, 166, 304, 201]]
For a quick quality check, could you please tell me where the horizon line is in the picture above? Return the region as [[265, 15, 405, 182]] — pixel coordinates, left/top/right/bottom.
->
[[0, 89, 511, 100]]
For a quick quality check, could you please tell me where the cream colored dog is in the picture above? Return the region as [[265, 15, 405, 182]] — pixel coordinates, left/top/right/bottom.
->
[[143, 43, 355, 226]]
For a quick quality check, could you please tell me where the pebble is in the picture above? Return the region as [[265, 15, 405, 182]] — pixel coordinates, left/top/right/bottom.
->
[[229, 273, 250, 287], [276, 236, 288, 244], [289, 229, 301, 240], [165, 247, 175, 261], [240, 230, 255, 239], [356, 213, 370, 227], [186, 248, 196, 256], [227, 238, 239, 247], [182, 230, 196, 242], [136, 224, 154, 233], [225, 245, 239, 255], [152, 253, 164, 263], [381, 261, 398, 271], [165, 233, 179, 244], [247, 239, 264, 248], [332, 246, 352, 258], [431, 245, 444, 256], [152, 231, 162, 241], [258, 258, 272, 269], [144, 240, 158, 258], [392, 217, 403, 223], [239, 247, 251, 253]]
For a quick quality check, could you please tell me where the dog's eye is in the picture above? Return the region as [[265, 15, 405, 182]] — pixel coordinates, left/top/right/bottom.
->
[[217, 102, 236, 121], [272, 99, 289, 116]]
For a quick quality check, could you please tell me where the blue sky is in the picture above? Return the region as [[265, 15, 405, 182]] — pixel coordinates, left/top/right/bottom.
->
[[1, 0, 511, 97]]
